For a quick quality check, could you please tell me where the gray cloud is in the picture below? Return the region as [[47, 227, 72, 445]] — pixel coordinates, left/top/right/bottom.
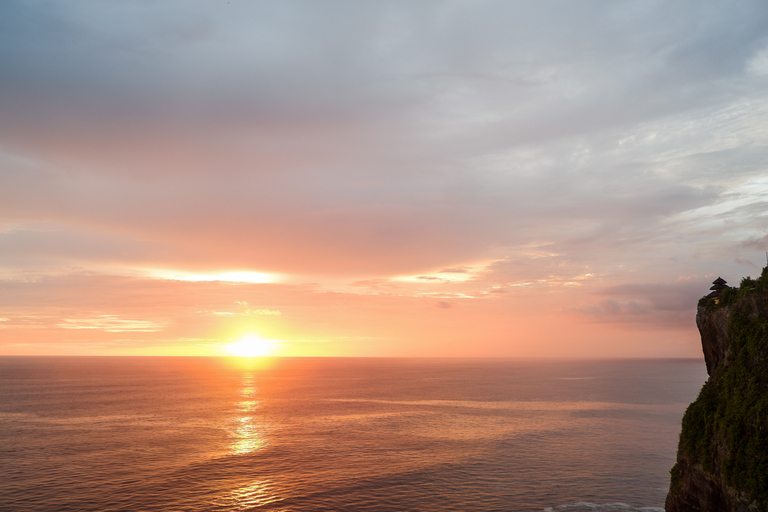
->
[[741, 234, 768, 251], [571, 279, 713, 329], [1, 0, 767, 284]]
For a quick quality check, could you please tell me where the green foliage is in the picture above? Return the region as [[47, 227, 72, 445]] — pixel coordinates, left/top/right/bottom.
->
[[719, 286, 737, 307], [679, 289, 768, 510], [669, 463, 682, 495], [739, 277, 757, 300], [699, 266, 768, 310]]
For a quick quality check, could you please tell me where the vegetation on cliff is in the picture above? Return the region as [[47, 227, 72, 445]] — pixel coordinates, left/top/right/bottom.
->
[[671, 266, 768, 511], [698, 266, 768, 309]]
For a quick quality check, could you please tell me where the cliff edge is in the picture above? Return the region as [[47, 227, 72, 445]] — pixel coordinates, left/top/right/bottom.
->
[[666, 268, 768, 512]]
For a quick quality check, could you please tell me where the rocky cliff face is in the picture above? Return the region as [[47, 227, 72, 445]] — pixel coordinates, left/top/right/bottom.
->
[[665, 289, 768, 512]]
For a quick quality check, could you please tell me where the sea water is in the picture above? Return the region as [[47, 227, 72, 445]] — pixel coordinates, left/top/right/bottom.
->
[[0, 357, 706, 512]]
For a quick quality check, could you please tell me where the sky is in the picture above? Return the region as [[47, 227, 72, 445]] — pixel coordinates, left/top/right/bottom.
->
[[1, 0, 768, 358]]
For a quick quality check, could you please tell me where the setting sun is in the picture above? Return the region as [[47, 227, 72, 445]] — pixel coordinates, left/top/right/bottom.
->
[[226, 335, 277, 358]]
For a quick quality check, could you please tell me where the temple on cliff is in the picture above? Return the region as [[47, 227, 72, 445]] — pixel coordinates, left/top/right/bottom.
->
[[705, 277, 728, 304]]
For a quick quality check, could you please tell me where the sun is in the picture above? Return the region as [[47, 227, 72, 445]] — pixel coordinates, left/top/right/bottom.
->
[[226, 334, 276, 358]]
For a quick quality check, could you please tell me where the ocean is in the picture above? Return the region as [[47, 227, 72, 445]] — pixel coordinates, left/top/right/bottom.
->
[[0, 357, 706, 512]]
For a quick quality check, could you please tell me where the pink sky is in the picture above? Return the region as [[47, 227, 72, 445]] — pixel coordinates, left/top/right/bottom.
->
[[2, 1, 768, 357]]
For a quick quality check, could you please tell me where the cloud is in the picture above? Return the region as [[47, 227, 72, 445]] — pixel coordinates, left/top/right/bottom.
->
[[735, 257, 761, 270], [234, 301, 281, 316], [571, 279, 710, 329], [439, 267, 470, 274], [740, 234, 768, 250], [2, 1, 768, 354], [58, 315, 164, 333]]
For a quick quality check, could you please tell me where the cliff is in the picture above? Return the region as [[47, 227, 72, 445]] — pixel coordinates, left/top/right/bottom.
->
[[666, 269, 768, 512]]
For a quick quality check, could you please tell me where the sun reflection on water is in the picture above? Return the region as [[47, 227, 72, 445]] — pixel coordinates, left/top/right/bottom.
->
[[230, 416, 267, 455], [229, 373, 269, 456], [217, 373, 283, 509], [213, 479, 282, 510], [238, 400, 259, 413]]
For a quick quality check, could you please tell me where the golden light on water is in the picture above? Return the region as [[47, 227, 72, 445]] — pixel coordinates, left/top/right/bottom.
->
[[229, 374, 268, 456], [230, 416, 267, 455], [226, 334, 277, 358], [215, 480, 280, 509], [221, 374, 276, 507]]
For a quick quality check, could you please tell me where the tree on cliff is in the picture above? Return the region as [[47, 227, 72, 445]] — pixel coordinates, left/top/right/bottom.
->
[[667, 266, 768, 512]]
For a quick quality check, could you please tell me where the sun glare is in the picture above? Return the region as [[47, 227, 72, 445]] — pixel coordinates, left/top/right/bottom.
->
[[226, 335, 277, 358]]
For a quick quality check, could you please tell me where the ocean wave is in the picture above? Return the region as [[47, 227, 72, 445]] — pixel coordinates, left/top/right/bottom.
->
[[544, 502, 665, 512], [325, 398, 667, 411]]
